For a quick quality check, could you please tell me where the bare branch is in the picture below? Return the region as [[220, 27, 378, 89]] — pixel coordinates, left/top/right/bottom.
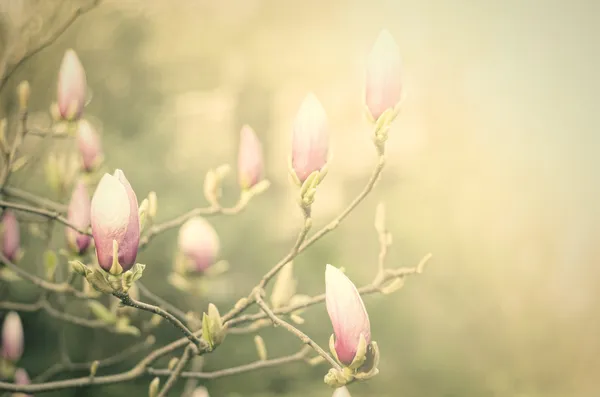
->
[[148, 346, 311, 380], [2, 186, 68, 212], [157, 345, 194, 397], [0, 0, 103, 93], [254, 293, 341, 371], [0, 199, 90, 235]]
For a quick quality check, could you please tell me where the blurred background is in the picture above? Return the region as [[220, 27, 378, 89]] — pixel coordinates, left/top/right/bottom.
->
[[1, 0, 600, 396]]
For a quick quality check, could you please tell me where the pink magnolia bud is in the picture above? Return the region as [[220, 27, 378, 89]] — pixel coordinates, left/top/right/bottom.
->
[[332, 387, 351, 397], [66, 180, 92, 255], [237, 125, 264, 190], [76, 120, 102, 172], [1, 311, 23, 362], [57, 49, 87, 120], [91, 169, 140, 272], [291, 93, 329, 183], [178, 217, 220, 272], [325, 265, 371, 365], [14, 368, 31, 397], [1, 211, 20, 261], [365, 30, 402, 121]]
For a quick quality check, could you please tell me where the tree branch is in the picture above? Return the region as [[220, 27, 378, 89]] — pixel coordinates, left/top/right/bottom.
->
[[148, 346, 311, 380], [0, 200, 90, 235], [0, 0, 103, 93], [157, 345, 194, 397], [254, 293, 341, 371], [0, 252, 88, 298], [113, 291, 204, 351], [2, 186, 68, 212]]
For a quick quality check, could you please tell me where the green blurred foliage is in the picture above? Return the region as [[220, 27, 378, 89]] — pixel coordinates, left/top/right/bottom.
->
[[1, 0, 600, 396]]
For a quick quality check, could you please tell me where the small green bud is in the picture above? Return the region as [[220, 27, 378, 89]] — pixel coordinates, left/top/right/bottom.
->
[[254, 335, 267, 361], [167, 357, 179, 371], [89, 360, 99, 377], [148, 377, 160, 397]]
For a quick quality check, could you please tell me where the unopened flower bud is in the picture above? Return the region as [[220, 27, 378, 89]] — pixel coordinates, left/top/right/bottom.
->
[[291, 93, 329, 183], [237, 125, 264, 190], [148, 377, 160, 397], [1, 311, 24, 362], [365, 30, 402, 121], [178, 217, 220, 272], [13, 367, 31, 397], [325, 265, 371, 365], [66, 181, 92, 255], [0, 211, 20, 261], [333, 386, 352, 397], [57, 49, 87, 120], [17, 81, 30, 111], [91, 169, 140, 272], [76, 120, 102, 172], [191, 387, 210, 397], [147, 191, 157, 218]]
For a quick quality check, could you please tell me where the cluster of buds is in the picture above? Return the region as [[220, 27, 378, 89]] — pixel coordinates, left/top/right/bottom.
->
[[289, 93, 330, 213], [0, 211, 21, 262], [324, 265, 379, 388], [71, 169, 145, 294]]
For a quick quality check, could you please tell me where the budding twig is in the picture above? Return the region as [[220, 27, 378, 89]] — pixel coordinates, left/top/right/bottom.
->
[[0, 252, 88, 298], [1, 186, 68, 212], [113, 291, 205, 351], [156, 345, 194, 397], [254, 293, 342, 371], [148, 346, 311, 380], [0, 200, 90, 236]]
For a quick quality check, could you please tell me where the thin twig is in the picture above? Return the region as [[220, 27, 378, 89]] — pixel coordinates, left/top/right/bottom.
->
[[148, 346, 311, 380], [157, 345, 194, 397], [254, 293, 341, 371], [0, 0, 103, 93], [139, 199, 249, 250], [0, 252, 88, 298], [137, 282, 188, 320], [1, 186, 67, 212], [114, 291, 204, 351], [0, 200, 90, 235]]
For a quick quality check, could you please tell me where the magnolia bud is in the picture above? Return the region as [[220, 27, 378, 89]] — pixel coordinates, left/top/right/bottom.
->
[[76, 120, 102, 172], [333, 386, 352, 397], [66, 181, 92, 255], [0, 211, 20, 261], [325, 265, 371, 365], [57, 49, 87, 120], [237, 125, 264, 190], [178, 217, 220, 272], [1, 311, 24, 362], [17, 81, 30, 111], [91, 170, 140, 272], [291, 93, 329, 183], [365, 30, 402, 121], [13, 368, 31, 397], [191, 387, 210, 397]]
